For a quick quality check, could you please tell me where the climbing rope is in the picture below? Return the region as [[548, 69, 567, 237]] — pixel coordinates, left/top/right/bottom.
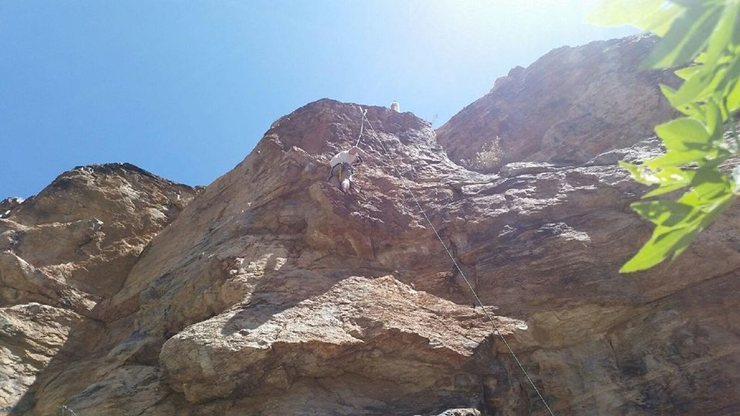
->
[[355, 108, 368, 148], [358, 109, 557, 416]]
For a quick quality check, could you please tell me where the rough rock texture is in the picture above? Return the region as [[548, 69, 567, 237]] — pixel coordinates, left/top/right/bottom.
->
[[436, 35, 678, 172], [3, 38, 739, 416], [0, 198, 23, 219], [161, 276, 517, 409], [0, 163, 198, 414]]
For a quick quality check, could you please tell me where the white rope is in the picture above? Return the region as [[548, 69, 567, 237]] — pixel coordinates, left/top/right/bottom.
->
[[355, 108, 367, 148], [359, 110, 556, 416]]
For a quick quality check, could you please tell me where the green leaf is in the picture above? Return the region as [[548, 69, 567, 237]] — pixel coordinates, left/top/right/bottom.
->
[[646, 149, 712, 169], [631, 200, 695, 227], [668, 228, 699, 260], [620, 224, 700, 272], [660, 84, 701, 117], [681, 168, 734, 204], [726, 76, 740, 112], [643, 182, 691, 198], [642, 168, 694, 197], [619, 161, 659, 185], [654, 118, 710, 150], [702, 2, 738, 67], [719, 55, 740, 111], [587, 0, 659, 26], [642, 6, 722, 69], [704, 98, 721, 134], [684, 180, 730, 204], [723, 54, 740, 84], [671, 63, 728, 106], [674, 64, 703, 81], [621, 191, 736, 273], [588, 0, 682, 36]]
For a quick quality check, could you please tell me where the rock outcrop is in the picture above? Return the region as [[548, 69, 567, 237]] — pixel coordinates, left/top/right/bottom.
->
[[2, 37, 739, 416], [1, 163, 198, 414], [0, 198, 23, 219], [436, 35, 678, 172]]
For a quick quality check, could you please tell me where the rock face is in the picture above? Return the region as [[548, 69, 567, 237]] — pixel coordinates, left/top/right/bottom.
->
[[0, 163, 198, 414], [3, 38, 739, 416], [0, 198, 23, 219], [436, 35, 678, 172], [160, 276, 516, 411]]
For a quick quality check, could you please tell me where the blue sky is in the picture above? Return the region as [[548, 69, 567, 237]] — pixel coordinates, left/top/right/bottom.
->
[[0, 0, 635, 198]]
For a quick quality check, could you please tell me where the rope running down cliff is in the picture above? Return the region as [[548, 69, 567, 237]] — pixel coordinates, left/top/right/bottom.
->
[[355, 108, 367, 147], [357, 108, 557, 416]]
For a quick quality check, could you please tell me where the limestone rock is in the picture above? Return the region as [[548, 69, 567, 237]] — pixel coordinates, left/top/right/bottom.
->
[[436, 35, 678, 172]]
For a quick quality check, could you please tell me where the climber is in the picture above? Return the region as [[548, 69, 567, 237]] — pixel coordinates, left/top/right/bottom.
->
[[328, 146, 363, 193]]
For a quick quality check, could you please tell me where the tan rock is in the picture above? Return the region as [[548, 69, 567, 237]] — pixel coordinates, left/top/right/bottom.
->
[[160, 275, 516, 404], [0, 164, 197, 416], [436, 35, 677, 172], [0, 303, 101, 414]]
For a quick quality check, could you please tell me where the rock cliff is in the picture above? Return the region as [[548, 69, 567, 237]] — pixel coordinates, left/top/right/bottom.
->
[[1, 163, 199, 414], [436, 35, 678, 173], [2, 36, 739, 416]]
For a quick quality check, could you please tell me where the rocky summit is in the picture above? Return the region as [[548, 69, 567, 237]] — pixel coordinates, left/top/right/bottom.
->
[[2, 36, 739, 416], [436, 35, 678, 173]]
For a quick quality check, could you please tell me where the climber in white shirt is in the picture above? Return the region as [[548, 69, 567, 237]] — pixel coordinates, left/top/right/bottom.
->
[[328, 146, 363, 193]]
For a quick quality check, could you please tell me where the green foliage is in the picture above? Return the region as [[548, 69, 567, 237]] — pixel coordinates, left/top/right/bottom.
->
[[590, 0, 739, 272]]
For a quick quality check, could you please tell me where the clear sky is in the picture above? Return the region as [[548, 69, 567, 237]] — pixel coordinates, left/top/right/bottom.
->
[[0, 0, 636, 198]]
